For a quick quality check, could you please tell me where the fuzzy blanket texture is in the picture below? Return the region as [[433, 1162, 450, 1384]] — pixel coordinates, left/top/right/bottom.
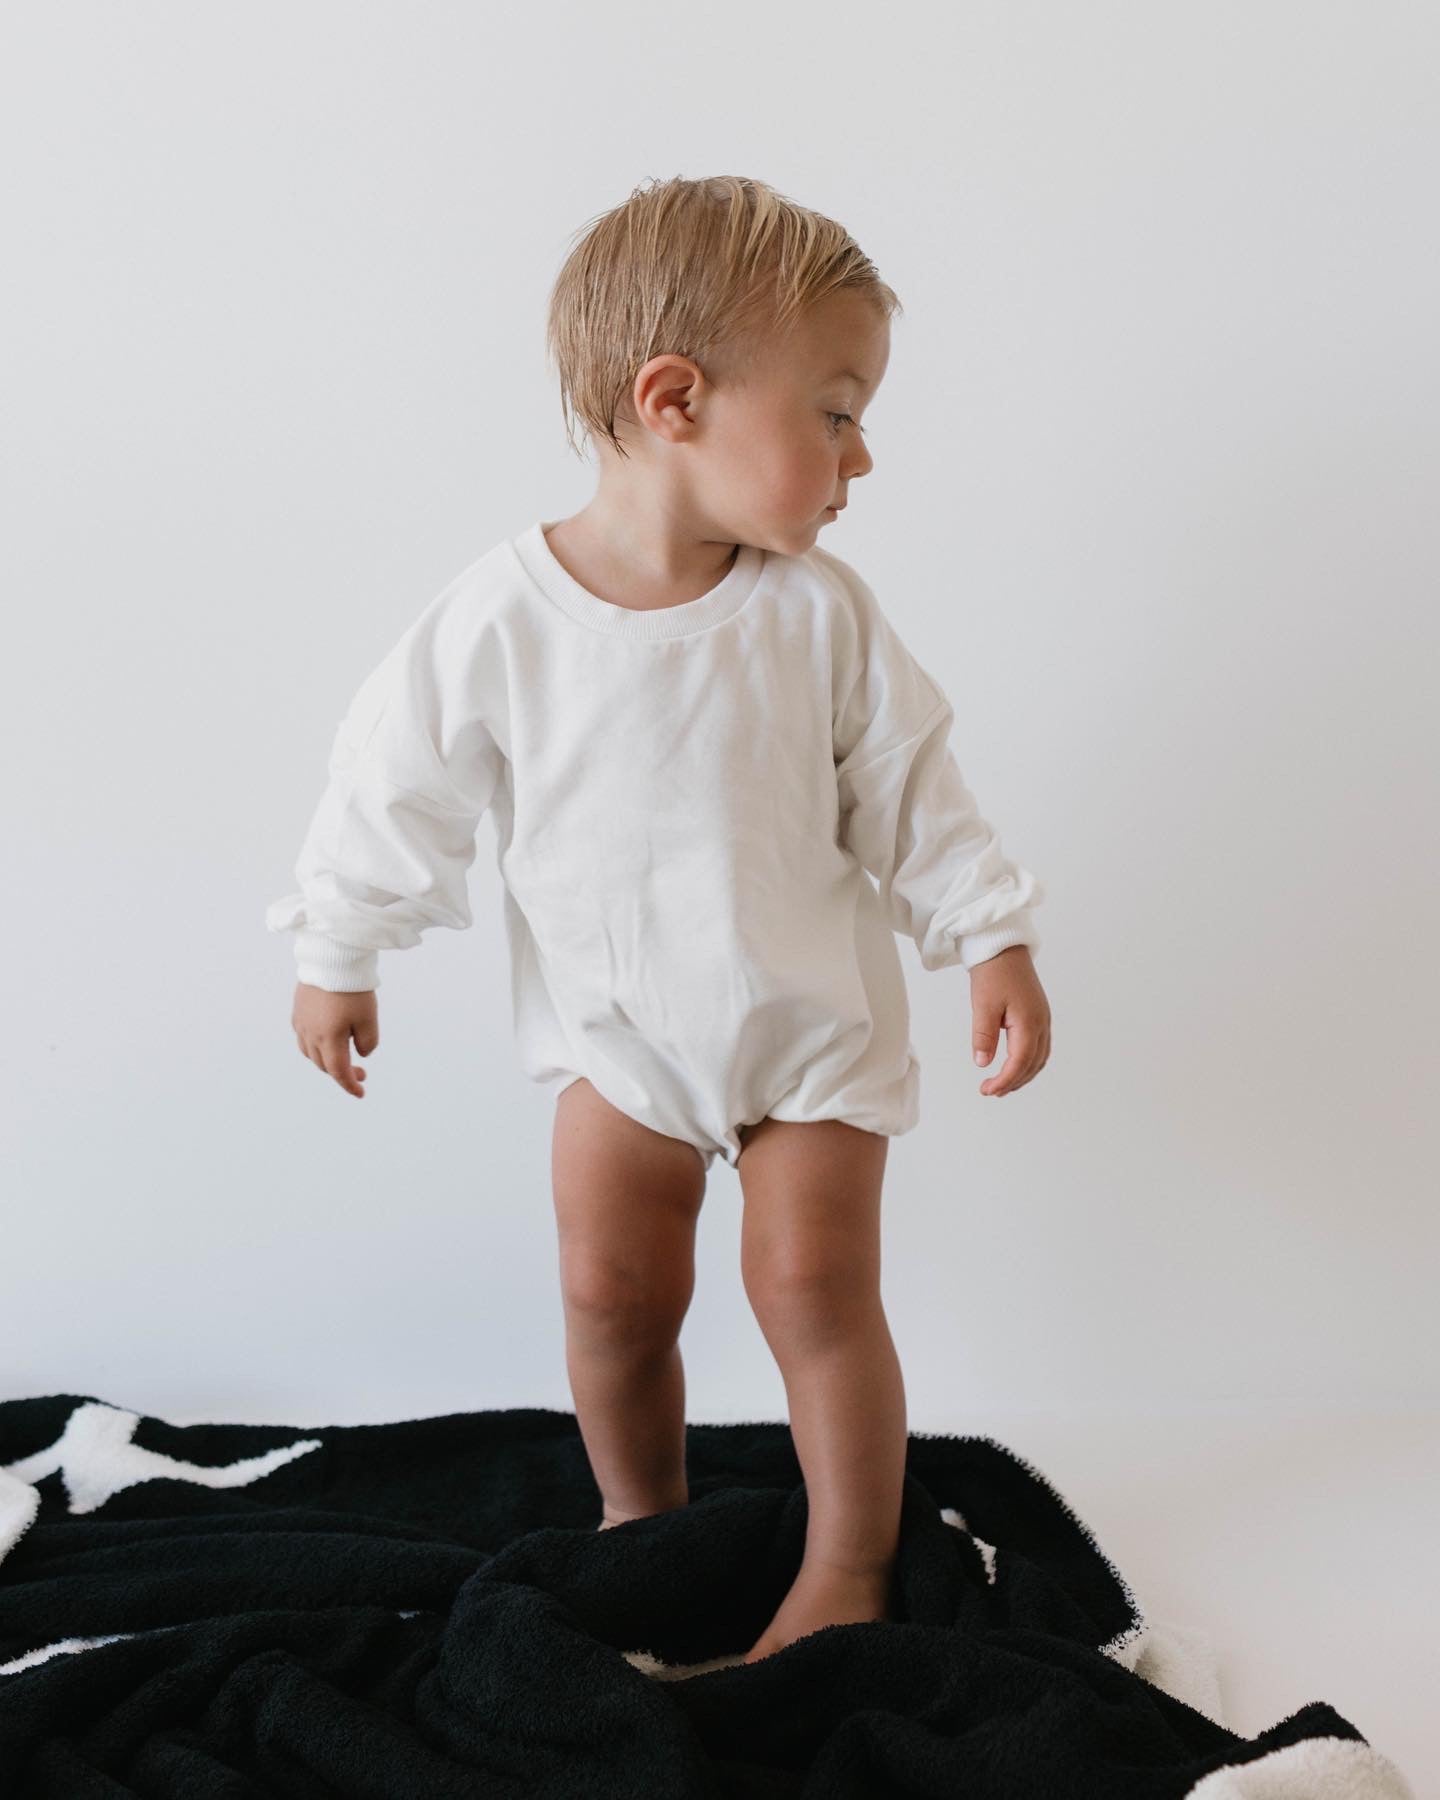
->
[[0, 1395, 1416, 1798]]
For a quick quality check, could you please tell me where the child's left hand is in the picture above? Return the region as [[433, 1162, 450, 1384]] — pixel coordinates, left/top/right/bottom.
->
[[970, 945, 1051, 1097]]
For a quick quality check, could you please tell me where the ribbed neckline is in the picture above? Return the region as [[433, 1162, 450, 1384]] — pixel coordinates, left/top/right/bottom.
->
[[509, 519, 771, 639]]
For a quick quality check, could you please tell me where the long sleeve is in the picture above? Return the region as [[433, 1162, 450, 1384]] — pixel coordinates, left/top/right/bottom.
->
[[830, 558, 1044, 973], [264, 592, 505, 992]]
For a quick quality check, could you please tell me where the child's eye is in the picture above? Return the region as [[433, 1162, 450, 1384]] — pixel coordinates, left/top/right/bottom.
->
[[827, 412, 858, 431]]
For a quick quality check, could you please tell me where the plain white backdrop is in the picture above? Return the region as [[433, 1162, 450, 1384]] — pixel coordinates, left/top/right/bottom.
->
[[2, 3, 1435, 1778]]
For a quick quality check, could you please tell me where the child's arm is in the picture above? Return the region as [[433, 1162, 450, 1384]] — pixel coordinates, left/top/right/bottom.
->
[[837, 691, 1044, 970], [266, 591, 504, 1091], [830, 558, 1050, 1095], [831, 562, 1044, 972]]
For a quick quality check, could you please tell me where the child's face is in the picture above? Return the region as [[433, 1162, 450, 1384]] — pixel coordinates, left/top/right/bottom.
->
[[703, 289, 889, 555], [618, 289, 890, 557]]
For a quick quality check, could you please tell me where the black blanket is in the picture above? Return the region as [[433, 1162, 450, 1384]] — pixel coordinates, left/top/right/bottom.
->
[[0, 1395, 1415, 1797]]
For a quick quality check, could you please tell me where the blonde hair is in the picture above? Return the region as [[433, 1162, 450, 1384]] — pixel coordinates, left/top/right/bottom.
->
[[546, 174, 902, 461]]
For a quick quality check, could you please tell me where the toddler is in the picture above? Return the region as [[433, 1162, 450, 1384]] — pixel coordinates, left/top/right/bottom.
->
[[266, 174, 1051, 1664]]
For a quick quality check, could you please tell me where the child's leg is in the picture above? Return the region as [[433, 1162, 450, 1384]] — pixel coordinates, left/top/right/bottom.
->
[[735, 1115, 904, 1654], [551, 1077, 707, 1527]]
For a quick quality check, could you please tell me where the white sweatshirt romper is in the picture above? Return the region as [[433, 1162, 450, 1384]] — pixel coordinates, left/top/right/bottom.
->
[[265, 521, 1045, 1171]]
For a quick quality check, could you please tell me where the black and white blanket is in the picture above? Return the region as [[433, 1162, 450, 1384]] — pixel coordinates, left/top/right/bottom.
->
[[0, 1394, 1415, 1797]]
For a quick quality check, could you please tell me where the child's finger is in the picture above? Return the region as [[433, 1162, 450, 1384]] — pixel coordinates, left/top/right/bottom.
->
[[980, 1022, 1031, 1096], [319, 1036, 365, 1097], [972, 1013, 1002, 1067]]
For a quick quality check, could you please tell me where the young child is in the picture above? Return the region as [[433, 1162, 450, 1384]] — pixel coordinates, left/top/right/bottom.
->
[[265, 174, 1051, 1664]]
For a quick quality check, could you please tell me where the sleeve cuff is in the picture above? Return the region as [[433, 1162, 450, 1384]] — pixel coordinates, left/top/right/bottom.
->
[[293, 929, 381, 992], [957, 914, 1041, 971]]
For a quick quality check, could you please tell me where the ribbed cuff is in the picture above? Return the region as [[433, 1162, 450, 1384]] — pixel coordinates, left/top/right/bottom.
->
[[293, 929, 381, 992], [958, 914, 1040, 971]]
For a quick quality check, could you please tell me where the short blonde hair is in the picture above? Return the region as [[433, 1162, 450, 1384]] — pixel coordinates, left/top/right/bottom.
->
[[546, 174, 902, 461]]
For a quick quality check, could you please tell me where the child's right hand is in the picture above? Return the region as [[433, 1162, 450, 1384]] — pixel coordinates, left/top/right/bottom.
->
[[291, 982, 377, 1098]]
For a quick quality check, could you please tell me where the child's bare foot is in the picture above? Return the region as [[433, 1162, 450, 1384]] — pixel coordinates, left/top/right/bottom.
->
[[596, 1500, 684, 1531], [742, 1559, 896, 1663]]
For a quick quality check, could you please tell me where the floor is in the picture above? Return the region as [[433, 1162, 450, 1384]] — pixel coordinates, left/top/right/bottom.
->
[[947, 1408, 1434, 1792]]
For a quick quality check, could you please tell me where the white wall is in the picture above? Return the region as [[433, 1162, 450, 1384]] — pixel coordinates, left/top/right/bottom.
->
[[3, 1, 1435, 1432]]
